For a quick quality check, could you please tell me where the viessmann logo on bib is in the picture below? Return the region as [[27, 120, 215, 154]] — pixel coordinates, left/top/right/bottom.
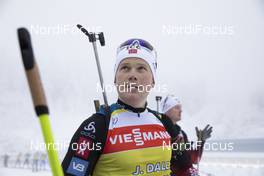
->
[[104, 124, 171, 153]]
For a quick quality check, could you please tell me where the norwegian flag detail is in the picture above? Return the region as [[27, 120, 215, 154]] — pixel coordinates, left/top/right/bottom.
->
[[128, 48, 137, 54]]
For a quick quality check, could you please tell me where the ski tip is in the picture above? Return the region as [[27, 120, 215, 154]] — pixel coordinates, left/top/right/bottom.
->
[[17, 27, 35, 70]]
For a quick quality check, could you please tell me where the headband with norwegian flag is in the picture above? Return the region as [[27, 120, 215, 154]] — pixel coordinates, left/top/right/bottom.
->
[[114, 39, 157, 83]]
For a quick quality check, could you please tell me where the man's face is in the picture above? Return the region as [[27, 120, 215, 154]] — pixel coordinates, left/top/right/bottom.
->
[[115, 58, 154, 104], [165, 105, 182, 123]]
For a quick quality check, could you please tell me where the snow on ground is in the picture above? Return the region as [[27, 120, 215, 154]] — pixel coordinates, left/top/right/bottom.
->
[[0, 168, 51, 176]]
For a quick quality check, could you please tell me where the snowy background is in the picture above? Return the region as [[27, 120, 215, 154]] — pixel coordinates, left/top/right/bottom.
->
[[0, 0, 264, 175]]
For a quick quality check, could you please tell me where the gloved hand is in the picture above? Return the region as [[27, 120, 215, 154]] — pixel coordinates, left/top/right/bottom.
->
[[195, 124, 213, 142]]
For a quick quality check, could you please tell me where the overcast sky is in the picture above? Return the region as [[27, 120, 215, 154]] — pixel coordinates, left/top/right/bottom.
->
[[0, 0, 264, 153]]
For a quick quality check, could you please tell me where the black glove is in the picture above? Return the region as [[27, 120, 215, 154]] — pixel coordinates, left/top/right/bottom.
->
[[195, 124, 213, 142]]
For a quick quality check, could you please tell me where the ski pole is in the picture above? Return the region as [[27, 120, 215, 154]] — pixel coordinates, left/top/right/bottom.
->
[[155, 96, 162, 113], [76, 24, 108, 107], [17, 28, 63, 176]]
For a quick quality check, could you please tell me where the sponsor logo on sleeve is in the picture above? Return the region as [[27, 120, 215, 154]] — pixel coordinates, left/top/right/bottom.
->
[[84, 122, 96, 133], [75, 137, 92, 159], [66, 157, 89, 176], [80, 121, 96, 139]]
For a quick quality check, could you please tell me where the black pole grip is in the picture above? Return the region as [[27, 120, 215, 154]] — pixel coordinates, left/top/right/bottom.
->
[[17, 27, 49, 116], [18, 28, 35, 70]]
